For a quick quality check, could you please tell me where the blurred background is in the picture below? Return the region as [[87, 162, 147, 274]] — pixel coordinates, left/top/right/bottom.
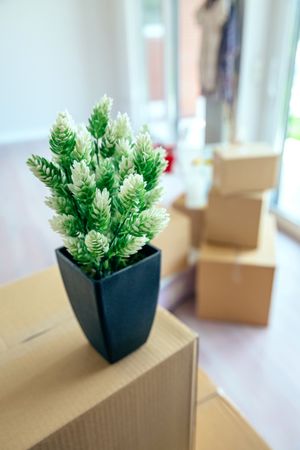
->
[[1, 0, 300, 449]]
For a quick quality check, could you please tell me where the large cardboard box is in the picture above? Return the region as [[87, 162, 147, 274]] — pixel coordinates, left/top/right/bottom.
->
[[172, 194, 206, 249], [196, 394, 270, 450], [152, 207, 190, 277], [196, 215, 276, 325], [0, 268, 198, 450], [213, 143, 279, 195], [196, 369, 270, 449], [206, 189, 265, 248]]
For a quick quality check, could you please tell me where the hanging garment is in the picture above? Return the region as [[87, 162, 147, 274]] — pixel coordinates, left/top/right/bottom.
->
[[218, 2, 241, 105], [196, 0, 229, 95]]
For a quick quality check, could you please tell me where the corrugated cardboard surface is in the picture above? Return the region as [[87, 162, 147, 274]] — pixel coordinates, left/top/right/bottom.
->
[[196, 394, 270, 450], [172, 194, 206, 249], [0, 268, 198, 450], [0, 267, 72, 352], [196, 215, 276, 325], [213, 143, 279, 195], [152, 207, 190, 277], [206, 189, 265, 248]]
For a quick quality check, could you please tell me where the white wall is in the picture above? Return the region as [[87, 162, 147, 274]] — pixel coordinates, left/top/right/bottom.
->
[[0, 0, 132, 144]]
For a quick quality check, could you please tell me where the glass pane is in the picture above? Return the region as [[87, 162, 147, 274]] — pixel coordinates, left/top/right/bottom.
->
[[140, 0, 178, 143], [277, 40, 300, 226]]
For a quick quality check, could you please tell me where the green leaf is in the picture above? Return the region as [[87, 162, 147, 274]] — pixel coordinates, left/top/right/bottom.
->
[[131, 207, 169, 240], [72, 125, 93, 164], [90, 188, 111, 232], [114, 235, 147, 258], [118, 154, 134, 184], [133, 133, 167, 190], [144, 185, 164, 208], [68, 160, 96, 206], [27, 155, 66, 194], [49, 111, 76, 159], [85, 230, 109, 259], [88, 95, 113, 139], [95, 157, 116, 194], [49, 214, 81, 237], [114, 113, 132, 141], [63, 235, 94, 272], [117, 173, 146, 213], [45, 195, 74, 215], [100, 122, 117, 158]]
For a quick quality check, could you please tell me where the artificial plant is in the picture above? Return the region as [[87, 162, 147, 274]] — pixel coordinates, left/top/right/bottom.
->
[[27, 96, 169, 278]]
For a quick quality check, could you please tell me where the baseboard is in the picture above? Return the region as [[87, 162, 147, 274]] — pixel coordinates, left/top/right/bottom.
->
[[273, 210, 300, 243]]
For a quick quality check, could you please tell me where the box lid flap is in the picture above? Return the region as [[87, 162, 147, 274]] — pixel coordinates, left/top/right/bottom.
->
[[214, 142, 279, 161]]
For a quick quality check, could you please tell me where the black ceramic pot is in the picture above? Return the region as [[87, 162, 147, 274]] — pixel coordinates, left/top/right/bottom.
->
[[56, 245, 161, 363]]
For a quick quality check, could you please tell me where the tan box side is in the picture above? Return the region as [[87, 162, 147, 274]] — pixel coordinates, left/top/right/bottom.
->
[[197, 262, 275, 325], [152, 207, 190, 277], [196, 394, 271, 450], [213, 143, 279, 195], [201, 214, 276, 266], [206, 190, 265, 248], [172, 194, 206, 249], [196, 215, 276, 325], [31, 341, 197, 450]]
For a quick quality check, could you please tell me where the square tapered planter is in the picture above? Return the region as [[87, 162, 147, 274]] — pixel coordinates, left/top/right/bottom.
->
[[56, 244, 161, 363]]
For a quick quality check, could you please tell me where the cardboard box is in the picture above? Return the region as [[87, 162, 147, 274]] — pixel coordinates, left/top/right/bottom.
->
[[213, 143, 279, 194], [197, 368, 218, 404], [196, 215, 276, 325], [196, 369, 270, 449], [172, 194, 206, 249], [0, 268, 198, 450], [152, 207, 190, 277], [206, 189, 265, 248], [196, 394, 270, 450]]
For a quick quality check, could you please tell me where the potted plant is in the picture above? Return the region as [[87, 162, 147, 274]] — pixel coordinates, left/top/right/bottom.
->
[[27, 95, 169, 363]]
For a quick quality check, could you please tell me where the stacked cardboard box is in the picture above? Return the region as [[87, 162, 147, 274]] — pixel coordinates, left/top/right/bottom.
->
[[172, 194, 206, 249], [152, 207, 190, 277], [213, 142, 279, 194], [0, 268, 198, 450], [196, 142, 279, 325], [206, 189, 265, 248], [151, 207, 194, 310]]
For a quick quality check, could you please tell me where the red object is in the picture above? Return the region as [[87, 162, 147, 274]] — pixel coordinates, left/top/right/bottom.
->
[[154, 143, 175, 173]]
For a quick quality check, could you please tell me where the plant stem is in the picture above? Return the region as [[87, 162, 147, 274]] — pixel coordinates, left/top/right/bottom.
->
[[63, 167, 88, 233], [98, 210, 131, 274], [94, 139, 99, 165]]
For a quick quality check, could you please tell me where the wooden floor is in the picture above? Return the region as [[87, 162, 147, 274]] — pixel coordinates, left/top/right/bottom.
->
[[174, 231, 300, 450], [1, 140, 300, 449]]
